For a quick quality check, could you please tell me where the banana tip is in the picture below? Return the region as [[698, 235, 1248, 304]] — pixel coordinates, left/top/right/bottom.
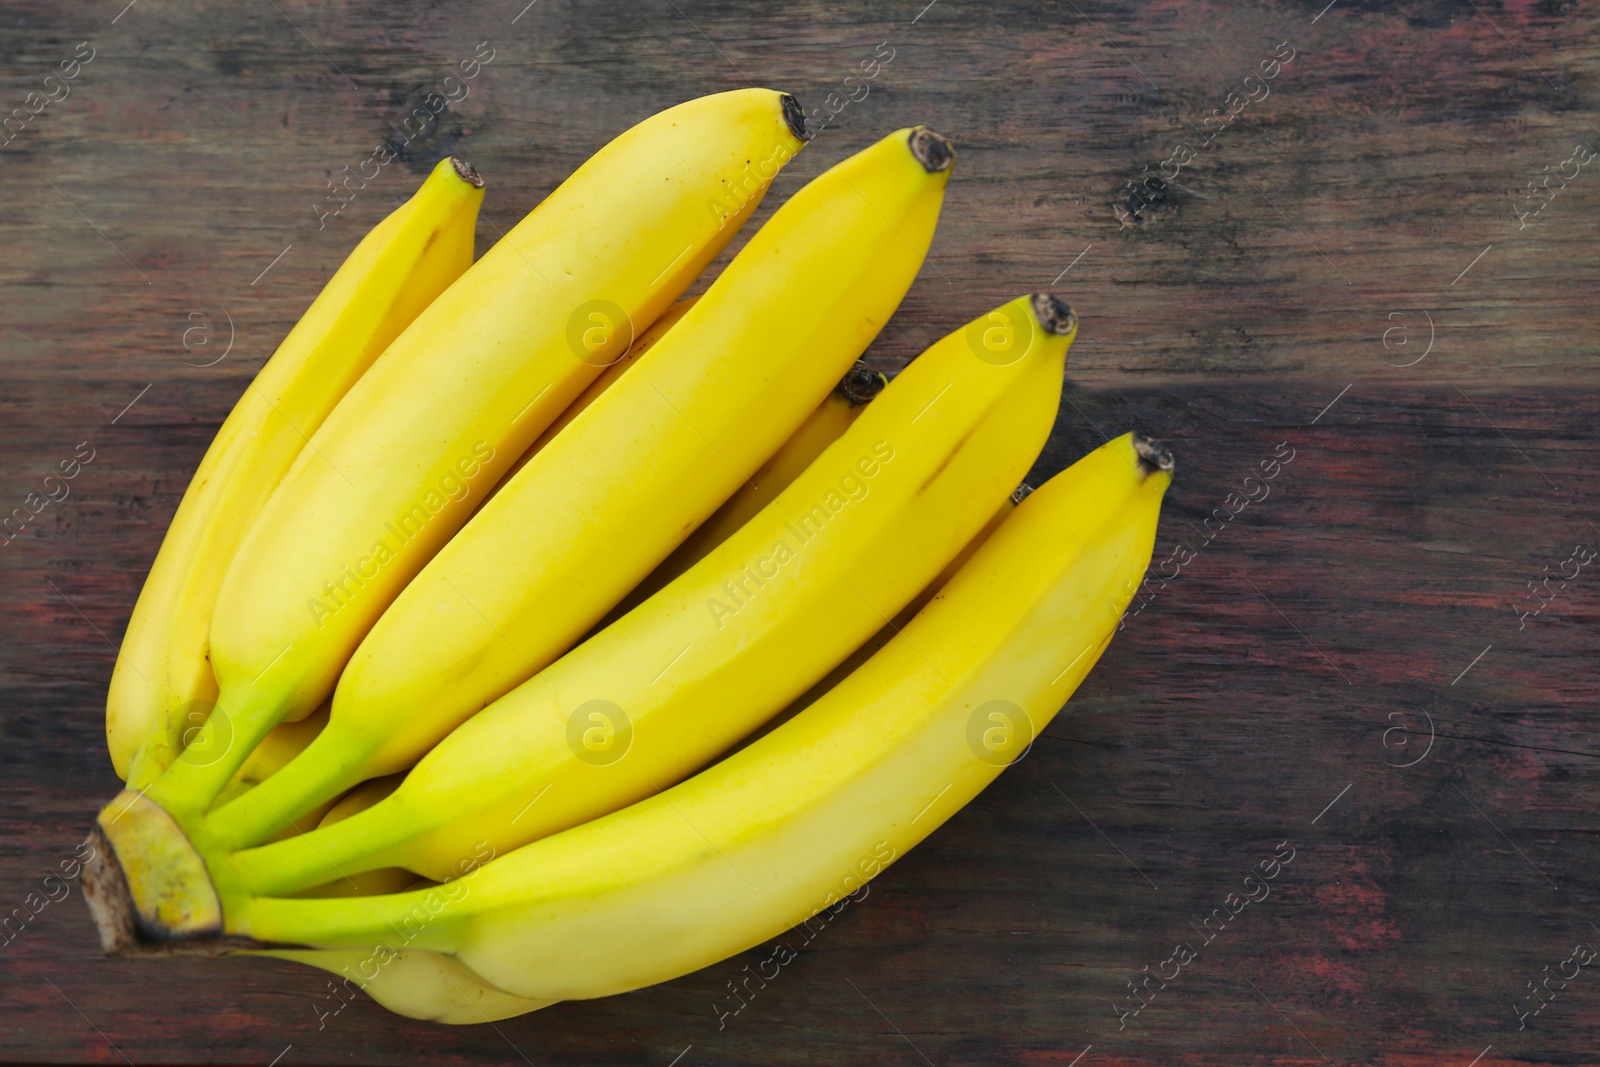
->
[[451, 157, 485, 189], [1010, 482, 1035, 505], [1030, 293, 1078, 337], [780, 94, 812, 142], [1133, 433, 1176, 476], [836, 362, 888, 405], [908, 128, 954, 173]]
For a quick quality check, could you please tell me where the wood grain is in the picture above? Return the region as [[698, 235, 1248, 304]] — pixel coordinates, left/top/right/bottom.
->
[[3, 1, 1599, 1064]]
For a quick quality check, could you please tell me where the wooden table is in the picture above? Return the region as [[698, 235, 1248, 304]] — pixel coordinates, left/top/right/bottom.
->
[[4, 1, 1597, 1063]]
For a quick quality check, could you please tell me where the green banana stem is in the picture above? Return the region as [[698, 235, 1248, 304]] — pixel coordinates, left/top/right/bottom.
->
[[204, 722, 374, 849], [143, 685, 287, 817], [237, 879, 477, 953]]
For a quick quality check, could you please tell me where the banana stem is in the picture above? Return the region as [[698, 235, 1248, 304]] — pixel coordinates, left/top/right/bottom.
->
[[205, 724, 372, 850], [236, 883, 455, 952], [228, 792, 413, 895], [143, 685, 285, 817]]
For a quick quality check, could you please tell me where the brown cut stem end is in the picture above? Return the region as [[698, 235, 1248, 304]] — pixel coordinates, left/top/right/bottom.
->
[[80, 825, 138, 956], [77, 790, 271, 958], [780, 94, 812, 142], [1133, 433, 1176, 476], [835, 362, 888, 406], [451, 157, 485, 188], [79, 824, 276, 958], [908, 128, 954, 173], [1031, 293, 1078, 337]]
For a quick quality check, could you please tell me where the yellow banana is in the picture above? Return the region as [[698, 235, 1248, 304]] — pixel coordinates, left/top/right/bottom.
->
[[231, 432, 1174, 1012], [247, 789, 545, 1024], [106, 157, 484, 788], [614, 361, 886, 616], [750, 486, 1020, 754], [528, 296, 701, 454], [477, 296, 700, 511], [252, 947, 552, 1025], [820, 486, 1020, 682], [226, 291, 1075, 894], [205, 128, 949, 848], [319, 775, 401, 827], [142, 89, 810, 819]]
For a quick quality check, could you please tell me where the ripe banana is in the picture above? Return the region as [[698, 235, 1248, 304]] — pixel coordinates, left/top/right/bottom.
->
[[528, 296, 701, 455], [770, 486, 1020, 740], [206, 127, 948, 848], [616, 361, 886, 616], [253, 783, 537, 1020], [477, 296, 700, 511], [142, 88, 810, 819], [253, 947, 552, 1025], [106, 157, 484, 788], [231, 431, 1174, 1011], [225, 290, 1076, 894]]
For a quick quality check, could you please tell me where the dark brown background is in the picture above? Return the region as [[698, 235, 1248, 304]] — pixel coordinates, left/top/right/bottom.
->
[[3, 1, 1598, 1064]]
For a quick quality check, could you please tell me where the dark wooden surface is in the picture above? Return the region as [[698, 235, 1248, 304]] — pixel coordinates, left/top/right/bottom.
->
[[4, 1, 1599, 1064]]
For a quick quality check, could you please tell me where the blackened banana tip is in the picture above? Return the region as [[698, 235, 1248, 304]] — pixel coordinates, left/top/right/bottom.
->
[[1133, 433, 1176, 476], [780, 94, 812, 142], [451, 157, 485, 188], [908, 128, 954, 173], [1030, 293, 1077, 336], [1010, 483, 1035, 505], [835, 362, 888, 405]]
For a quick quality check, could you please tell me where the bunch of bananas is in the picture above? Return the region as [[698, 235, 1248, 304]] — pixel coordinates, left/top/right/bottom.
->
[[81, 89, 1174, 1024]]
